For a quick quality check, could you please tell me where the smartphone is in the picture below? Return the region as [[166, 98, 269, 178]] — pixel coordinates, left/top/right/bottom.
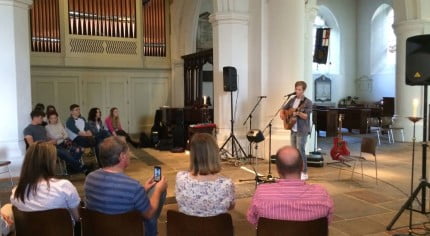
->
[[154, 166, 161, 182]]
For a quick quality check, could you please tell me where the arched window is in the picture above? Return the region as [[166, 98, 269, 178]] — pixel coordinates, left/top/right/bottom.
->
[[371, 5, 396, 73], [312, 6, 340, 75]]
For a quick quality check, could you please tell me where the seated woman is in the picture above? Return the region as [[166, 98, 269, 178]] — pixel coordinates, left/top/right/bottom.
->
[[175, 133, 235, 217], [88, 107, 110, 145], [0, 142, 81, 233], [45, 111, 83, 159], [105, 107, 139, 148]]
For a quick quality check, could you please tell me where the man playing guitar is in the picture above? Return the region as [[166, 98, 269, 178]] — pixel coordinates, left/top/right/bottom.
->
[[280, 81, 313, 180]]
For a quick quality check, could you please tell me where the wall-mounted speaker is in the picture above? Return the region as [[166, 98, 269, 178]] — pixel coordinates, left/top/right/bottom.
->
[[223, 66, 237, 92], [406, 35, 430, 86]]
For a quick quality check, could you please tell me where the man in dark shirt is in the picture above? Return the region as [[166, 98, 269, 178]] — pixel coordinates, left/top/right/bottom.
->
[[24, 109, 87, 174]]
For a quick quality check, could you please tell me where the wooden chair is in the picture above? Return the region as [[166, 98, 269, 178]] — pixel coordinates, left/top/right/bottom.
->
[[12, 205, 74, 236], [339, 137, 378, 183], [80, 207, 144, 236], [166, 210, 233, 236], [257, 217, 328, 236], [0, 161, 13, 187]]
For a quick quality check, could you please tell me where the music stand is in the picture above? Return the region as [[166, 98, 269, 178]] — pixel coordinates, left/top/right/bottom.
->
[[260, 94, 293, 179], [243, 96, 266, 159]]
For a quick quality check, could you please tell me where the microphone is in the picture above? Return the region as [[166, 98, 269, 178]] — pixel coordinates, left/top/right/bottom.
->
[[284, 92, 296, 97], [258, 96, 267, 98]]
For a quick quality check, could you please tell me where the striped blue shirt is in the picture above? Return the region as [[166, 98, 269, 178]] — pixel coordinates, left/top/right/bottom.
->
[[84, 169, 150, 214]]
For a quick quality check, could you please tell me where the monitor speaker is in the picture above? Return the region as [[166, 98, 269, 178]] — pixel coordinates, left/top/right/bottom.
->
[[406, 35, 430, 85], [223, 66, 237, 92]]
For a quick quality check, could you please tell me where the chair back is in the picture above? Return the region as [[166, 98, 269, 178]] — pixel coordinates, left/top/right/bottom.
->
[[361, 137, 377, 156], [12, 205, 74, 236], [166, 210, 233, 236], [80, 207, 144, 236], [257, 217, 328, 236]]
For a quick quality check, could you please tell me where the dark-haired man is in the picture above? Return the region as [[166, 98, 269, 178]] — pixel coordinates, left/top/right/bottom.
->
[[65, 104, 96, 149], [247, 146, 333, 226], [24, 109, 88, 174], [84, 136, 167, 236]]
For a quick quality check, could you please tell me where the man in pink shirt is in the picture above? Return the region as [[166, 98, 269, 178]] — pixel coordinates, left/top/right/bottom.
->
[[247, 146, 334, 225]]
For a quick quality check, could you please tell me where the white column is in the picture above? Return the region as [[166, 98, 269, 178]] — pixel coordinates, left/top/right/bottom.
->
[[262, 0, 306, 156], [305, 0, 318, 153], [0, 0, 33, 176], [210, 2, 249, 153], [392, 21, 430, 141]]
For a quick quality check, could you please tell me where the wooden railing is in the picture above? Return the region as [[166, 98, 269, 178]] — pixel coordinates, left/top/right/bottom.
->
[[30, 0, 61, 53], [143, 0, 166, 57]]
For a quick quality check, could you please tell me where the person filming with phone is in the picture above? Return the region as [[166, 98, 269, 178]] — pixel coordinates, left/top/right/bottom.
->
[[175, 133, 235, 217], [84, 136, 167, 236]]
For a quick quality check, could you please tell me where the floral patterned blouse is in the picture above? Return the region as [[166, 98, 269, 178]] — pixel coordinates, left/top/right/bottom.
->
[[175, 171, 235, 217]]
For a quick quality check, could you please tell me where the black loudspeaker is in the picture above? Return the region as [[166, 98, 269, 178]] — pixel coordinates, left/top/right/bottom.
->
[[406, 35, 430, 85], [223, 66, 237, 92]]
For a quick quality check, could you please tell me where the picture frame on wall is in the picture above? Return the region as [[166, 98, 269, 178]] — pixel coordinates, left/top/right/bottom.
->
[[315, 75, 331, 102]]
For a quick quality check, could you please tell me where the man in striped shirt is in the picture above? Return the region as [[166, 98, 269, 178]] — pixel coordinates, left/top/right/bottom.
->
[[247, 146, 333, 225], [84, 136, 167, 236]]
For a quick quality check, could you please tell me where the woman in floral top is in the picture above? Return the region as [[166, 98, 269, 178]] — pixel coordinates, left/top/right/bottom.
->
[[175, 133, 235, 217]]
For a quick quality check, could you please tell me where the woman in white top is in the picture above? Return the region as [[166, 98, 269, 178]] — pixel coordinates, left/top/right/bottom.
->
[[45, 111, 83, 157], [175, 133, 235, 217], [1, 142, 81, 233]]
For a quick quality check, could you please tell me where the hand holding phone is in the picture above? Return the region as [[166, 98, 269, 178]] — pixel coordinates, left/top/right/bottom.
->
[[154, 166, 161, 182]]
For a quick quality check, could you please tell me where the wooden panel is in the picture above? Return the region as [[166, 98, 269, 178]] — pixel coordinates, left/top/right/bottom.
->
[[56, 80, 79, 121], [129, 77, 168, 133], [83, 80, 105, 117], [107, 80, 128, 132], [32, 80, 55, 108]]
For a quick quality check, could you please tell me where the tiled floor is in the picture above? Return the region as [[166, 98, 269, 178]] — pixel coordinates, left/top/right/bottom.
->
[[1, 132, 429, 235]]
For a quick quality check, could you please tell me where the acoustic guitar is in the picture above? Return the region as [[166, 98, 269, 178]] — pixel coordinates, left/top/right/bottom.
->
[[330, 114, 350, 160], [281, 102, 305, 130]]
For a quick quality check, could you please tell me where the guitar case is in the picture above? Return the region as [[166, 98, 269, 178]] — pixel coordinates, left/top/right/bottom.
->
[[306, 151, 324, 167]]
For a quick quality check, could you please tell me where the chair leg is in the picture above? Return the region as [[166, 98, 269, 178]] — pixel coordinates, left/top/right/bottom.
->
[[7, 166, 13, 187], [351, 161, 357, 180], [376, 130, 381, 145], [401, 129, 405, 142], [360, 161, 364, 180], [374, 155, 378, 185], [389, 129, 394, 144]]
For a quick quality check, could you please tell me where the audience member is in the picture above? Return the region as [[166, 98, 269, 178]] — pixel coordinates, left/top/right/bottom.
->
[[247, 146, 334, 225], [175, 133, 235, 217], [105, 107, 140, 148], [84, 136, 167, 236], [65, 104, 96, 149], [0, 142, 81, 233], [24, 110, 87, 174], [33, 103, 47, 126], [46, 111, 83, 159], [87, 107, 110, 145]]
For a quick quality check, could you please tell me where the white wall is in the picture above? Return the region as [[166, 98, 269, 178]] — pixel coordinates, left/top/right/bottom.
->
[[357, 0, 394, 102], [317, 0, 357, 105]]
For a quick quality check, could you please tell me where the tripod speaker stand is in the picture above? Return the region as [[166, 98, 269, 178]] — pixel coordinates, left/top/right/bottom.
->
[[386, 86, 430, 233], [220, 90, 247, 160]]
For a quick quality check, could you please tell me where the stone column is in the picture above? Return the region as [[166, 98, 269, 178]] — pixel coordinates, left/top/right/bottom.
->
[[262, 0, 306, 156], [210, 1, 249, 154], [0, 0, 33, 176]]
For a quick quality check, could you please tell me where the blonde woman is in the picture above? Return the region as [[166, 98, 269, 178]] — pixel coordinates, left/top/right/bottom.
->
[[105, 107, 139, 147], [175, 133, 235, 216]]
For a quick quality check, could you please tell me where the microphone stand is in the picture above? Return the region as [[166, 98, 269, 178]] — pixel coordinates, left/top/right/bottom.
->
[[262, 94, 294, 179], [243, 96, 266, 160]]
